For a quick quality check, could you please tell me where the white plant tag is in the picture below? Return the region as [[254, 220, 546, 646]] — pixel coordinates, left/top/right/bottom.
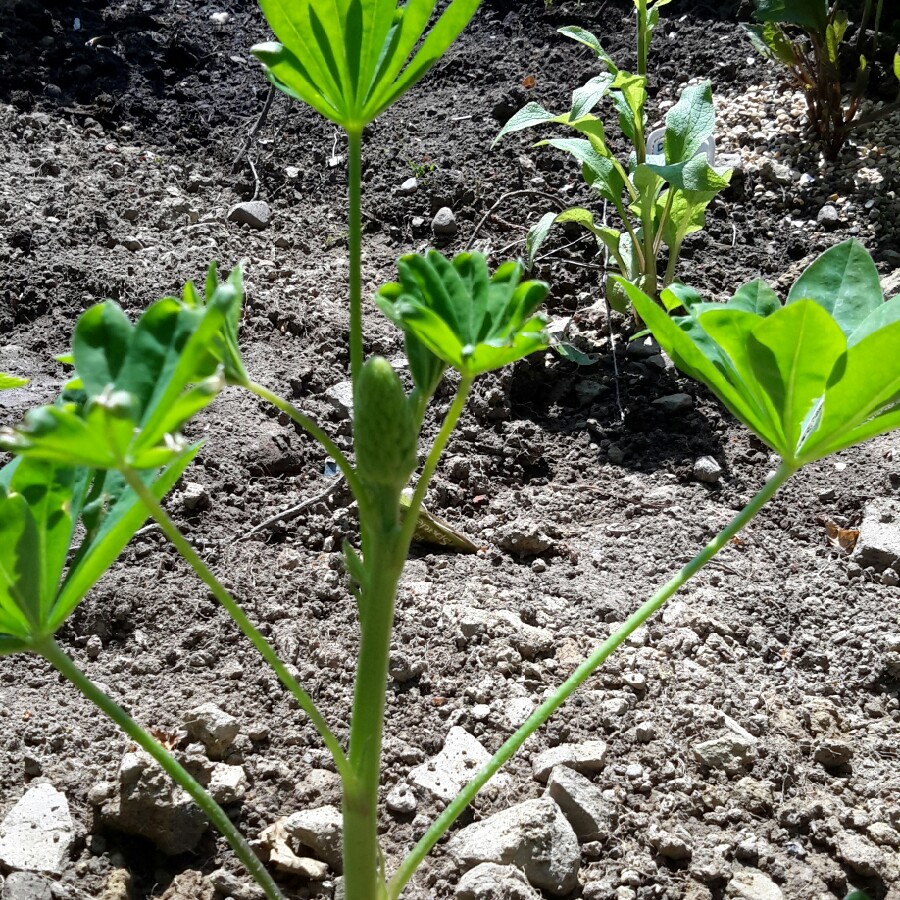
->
[[646, 126, 716, 164]]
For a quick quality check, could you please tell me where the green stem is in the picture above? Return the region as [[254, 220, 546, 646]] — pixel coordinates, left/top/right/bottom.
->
[[398, 377, 473, 551], [348, 128, 364, 383], [387, 462, 796, 899], [653, 190, 676, 260], [343, 534, 405, 900], [120, 467, 355, 787], [663, 234, 683, 289], [39, 639, 285, 900]]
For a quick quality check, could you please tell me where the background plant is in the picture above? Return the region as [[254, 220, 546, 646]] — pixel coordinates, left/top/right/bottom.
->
[[495, 0, 731, 312], [746, 0, 900, 158]]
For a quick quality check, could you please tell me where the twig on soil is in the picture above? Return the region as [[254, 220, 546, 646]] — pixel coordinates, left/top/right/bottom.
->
[[231, 84, 277, 175], [465, 190, 567, 251], [235, 475, 346, 542]]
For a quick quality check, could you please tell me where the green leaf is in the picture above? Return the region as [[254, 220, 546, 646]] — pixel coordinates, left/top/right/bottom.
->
[[729, 279, 781, 316], [558, 26, 619, 73], [787, 239, 882, 337], [50, 446, 200, 632], [0, 373, 28, 390], [525, 211, 558, 268], [494, 102, 558, 144], [663, 82, 716, 164], [0, 492, 41, 637], [894, 51, 900, 82], [825, 12, 848, 64], [744, 22, 797, 66], [376, 252, 549, 378], [745, 301, 847, 456], [610, 71, 647, 137], [849, 296, 900, 347], [753, 0, 828, 32], [72, 303, 134, 398], [801, 319, 900, 461], [570, 74, 614, 120]]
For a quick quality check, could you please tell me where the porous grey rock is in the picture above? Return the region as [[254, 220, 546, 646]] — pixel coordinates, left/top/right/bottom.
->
[[1, 873, 52, 900], [184, 703, 240, 759], [181, 481, 210, 512], [209, 869, 264, 900], [432, 206, 457, 237], [227, 201, 271, 230], [324, 381, 354, 418], [208, 763, 247, 805], [762, 159, 792, 185], [693, 730, 757, 774], [101, 751, 208, 855], [495, 520, 554, 557], [0, 784, 74, 874], [653, 393, 693, 414], [854, 502, 900, 572], [816, 204, 840, 230], [455, 862, 541, 900], [546, 766, 614, 842], [447, 797, 580, 896], [531, 740, 608, 783], [386, 783, 417, 815], [693, 456, 723, 483], [726, 866, 783, 899], [282, 805, 343, 872], [408, 727, 509, 802]]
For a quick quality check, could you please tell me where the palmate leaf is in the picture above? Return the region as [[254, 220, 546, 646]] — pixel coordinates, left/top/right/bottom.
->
[[625, 240, 900, 469], [376, 251, 549, 378], [252, 0, 479, 133], [0, 448, 199, 653]]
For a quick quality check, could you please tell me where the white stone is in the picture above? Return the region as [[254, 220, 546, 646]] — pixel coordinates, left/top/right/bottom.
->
[[283, 805, 343, 872], [408, 727, 509, 802], [531, 740, 608, 783], [208, 764, 247, 805], [546, 766, 613, 842], [726, 866, 783, 900], [456, 862, 541, 900], [447, 797, 580, 896], [0, 784, 74, 874]]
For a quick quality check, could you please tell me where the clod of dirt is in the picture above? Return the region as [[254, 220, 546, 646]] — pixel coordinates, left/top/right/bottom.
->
[[495, 520, 554, 556], [184, 702, 240, 759], [281, 805, 343, 872], [692, 729, 757, 774], [455, 862, 541, 900], [0, 783, 74, 874], [159, 870, 215, 900], [447, 796, 580, 896], [693, 455, 723, 483], [99, 751, 208, 855]]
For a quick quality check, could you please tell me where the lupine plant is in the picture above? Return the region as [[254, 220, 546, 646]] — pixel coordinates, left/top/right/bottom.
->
[[2, 1, 899, 898], [495, 0, 732, 311], [746, 0, 900, 158]]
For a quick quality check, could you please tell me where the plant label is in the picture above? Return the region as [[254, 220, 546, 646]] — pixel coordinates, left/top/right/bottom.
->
[[646, 127, 716, 164]]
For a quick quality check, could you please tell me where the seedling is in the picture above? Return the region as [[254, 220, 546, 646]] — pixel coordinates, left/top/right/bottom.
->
[[746, 0, 900, 158], [495, 0, 732, 310], [2, 2, 898, 899]]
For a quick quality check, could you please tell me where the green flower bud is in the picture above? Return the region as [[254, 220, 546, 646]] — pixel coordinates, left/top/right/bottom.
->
[[353, 357, 417, 489]]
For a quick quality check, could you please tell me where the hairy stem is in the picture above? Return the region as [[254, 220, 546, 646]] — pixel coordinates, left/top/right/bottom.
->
[[39, 639, 285, 900], [120, 467, 355, 786], [388, 462, 796, 898]]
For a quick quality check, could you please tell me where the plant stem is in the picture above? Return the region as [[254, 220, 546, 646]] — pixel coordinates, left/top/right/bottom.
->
[[39, 639, 285, 900], [120, 467, 355, 787], [341, 377, 474, 899], [399, 377, 473, 550], [348, 128, 364, 383], [663, 234, 683, 288], [387, 462, 796, 899], [343, 533, 405, 900]]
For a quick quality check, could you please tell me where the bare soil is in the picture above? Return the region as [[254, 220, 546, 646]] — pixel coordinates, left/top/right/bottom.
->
[[0, 1, 898, 898]]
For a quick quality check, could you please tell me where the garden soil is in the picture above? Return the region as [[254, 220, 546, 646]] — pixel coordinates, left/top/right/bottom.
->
[[0, 0, 899, 898]]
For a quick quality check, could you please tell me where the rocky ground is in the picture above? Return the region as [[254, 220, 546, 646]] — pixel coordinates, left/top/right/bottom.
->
[[0, 0, 899, 899]]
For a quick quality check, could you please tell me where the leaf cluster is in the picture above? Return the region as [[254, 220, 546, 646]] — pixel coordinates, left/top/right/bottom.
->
[[0, 267, 245, 655], [495, 14, 730, 307], [621, 239, 900, 468]]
